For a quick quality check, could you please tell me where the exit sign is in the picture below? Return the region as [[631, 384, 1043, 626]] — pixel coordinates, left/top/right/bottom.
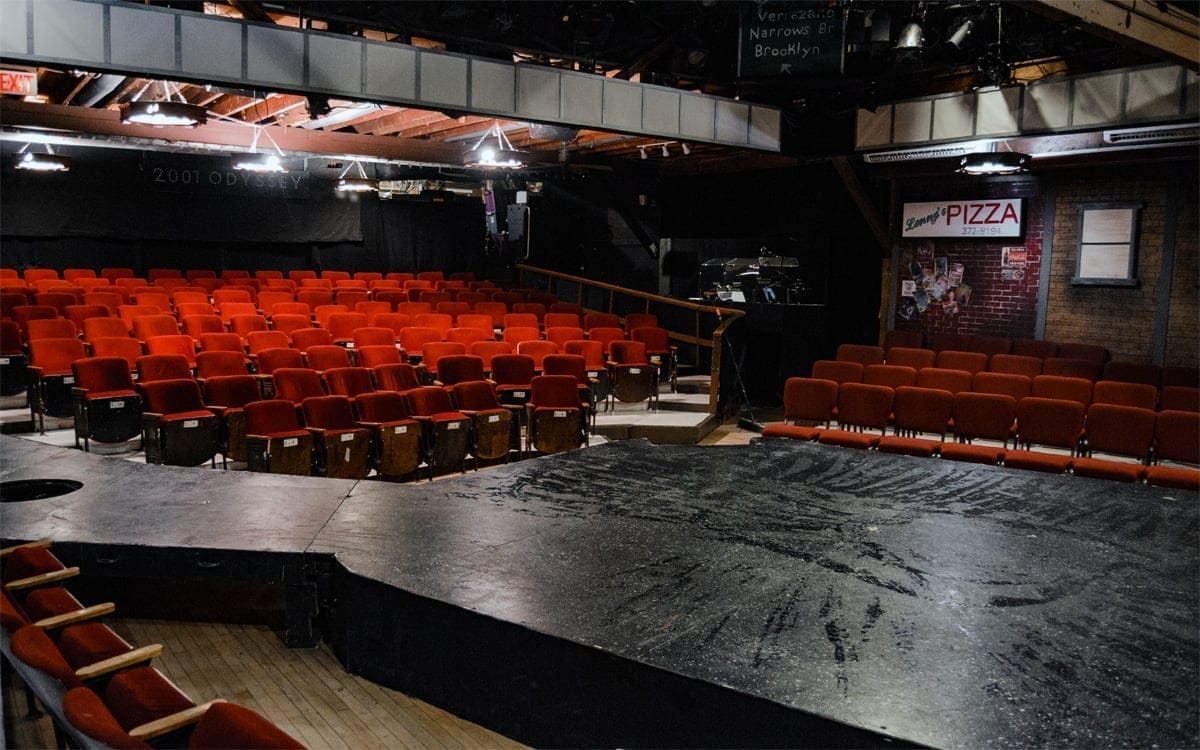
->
[[0, 70, 37, 96]]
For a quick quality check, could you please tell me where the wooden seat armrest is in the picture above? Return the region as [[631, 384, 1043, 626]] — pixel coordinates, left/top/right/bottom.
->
[[75, 643, 163, 681], [0, 539, 53, 558], [27, 365, 44, 378], [207, 405, 228, 417], [306, 427, 328, 437], [411, 415, 432, 423], [34, 602, 116, 629], [129, 699, 227, 741], [143, 412, 164, 420], [5, 566, 81, 591], [432, 379, 444, 387], [71, 386, 90, 398]]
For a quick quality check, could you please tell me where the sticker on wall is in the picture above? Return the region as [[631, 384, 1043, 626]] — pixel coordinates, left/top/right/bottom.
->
[[901, 280, 917, 297], [1002, 246, 1027, 268], [1001, 268, 1025, 281], [948, 262, 965, 286]]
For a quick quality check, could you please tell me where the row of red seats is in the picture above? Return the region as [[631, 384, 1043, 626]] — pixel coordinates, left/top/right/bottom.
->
[[762, 377, 1199, 488], [1, 541, 301, 748], [812, 360, 1200, 413], [839, 342, 1199, 389], [1, 267, 470, 284], [882, 329, 1109, 362]]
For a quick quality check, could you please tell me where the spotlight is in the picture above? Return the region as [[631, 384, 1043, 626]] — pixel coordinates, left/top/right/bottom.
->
[[947, 18, 975, 49], [639, 147, 647, 160], [957, 152, 1030, 175], [661, 144, 670, 157], [681, 143, 691, 155], [121, 101, 207, 127], [895, 21, 924, 50], [15, 151, 70, 172]]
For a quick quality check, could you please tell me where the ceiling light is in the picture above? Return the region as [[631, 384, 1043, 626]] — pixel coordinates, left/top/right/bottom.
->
[[336, 160, 378, 192], [947, 18, 976, 49], [121, 100, 207, 127], [957, 151, 1030, 175], [464, 122, 525, 169], [232, 126, 287, 173], [15, 146, 70, 172]]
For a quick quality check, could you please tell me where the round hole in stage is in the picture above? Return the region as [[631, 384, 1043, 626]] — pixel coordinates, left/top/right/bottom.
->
[[0, 479, 84, 503]]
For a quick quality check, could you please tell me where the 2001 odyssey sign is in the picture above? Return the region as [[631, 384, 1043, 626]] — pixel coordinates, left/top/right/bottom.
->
[[902, 199, 1023, 238]]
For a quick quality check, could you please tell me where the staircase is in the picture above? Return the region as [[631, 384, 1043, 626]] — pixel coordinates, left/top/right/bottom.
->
[[592, 374, 720, 445]]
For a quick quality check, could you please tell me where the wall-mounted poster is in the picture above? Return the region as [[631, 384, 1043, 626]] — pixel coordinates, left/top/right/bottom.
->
[[901, 199, 1024, 238], [901, 280, 916, 297], [1002, 246, 1027, 267]]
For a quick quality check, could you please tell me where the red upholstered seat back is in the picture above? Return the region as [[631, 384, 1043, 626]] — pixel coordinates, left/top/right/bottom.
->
[[542, 354, 588, 384], [373, 363, 422, 392], [351, 327, 395, 348], [780, 377, 838, 424], [835, 343, 884, 366], [452, 379, 503, 411], [245, 399, 303, 435], [892, 386, 952, 435], [302, 395, 358, 430], [195, 351, 246, 379], [256, 347, 305, 374], [355, 391, 412, 422], [202, 375, 260, 408], [29, 338, 86, 375], [836, 383, 893, 431], [915, 367, 973, 395], [290, 327, 334, 352], [1031, 375, 1093, 406], [91, 337, 142, 369], [72, 357, 136, 393], [356, 345, 402, 368], [1016, 397, 1085, 450], [437, 355, 486, 386], [563, 340, 605, 370], [971, 372, 1032, 402], [136, 354, 191, 383], [934, 350, 988, 374], [863, 364, 917, 390], [1092, 380, 1157, 411], [610, 340, 648, 365], [531, 374, 582, 409], [951, 392, 1017, 442], [406, 385, 458, 416], [491, 354, 536, 386], [324, 367, 375, 398], [140, 378, 205, 414], [1084, 403, 1155, 459]]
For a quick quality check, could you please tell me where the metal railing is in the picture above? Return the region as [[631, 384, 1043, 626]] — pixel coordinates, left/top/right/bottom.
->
[[515, 264, 745, 415]]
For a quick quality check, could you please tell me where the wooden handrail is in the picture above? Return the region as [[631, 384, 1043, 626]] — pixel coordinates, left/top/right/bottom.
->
[[516, 264, 744, 415]]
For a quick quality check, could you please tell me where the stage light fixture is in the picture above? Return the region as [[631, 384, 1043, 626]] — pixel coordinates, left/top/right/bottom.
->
[[957, 151, 1030, 175], [15, 144, 70, 172], [464, 121, 525, 169], [121, 100, 207, 127], [947, 18, 976, 48], [335, 160, 378, 192], [895, 21, 924, 49], [232, 126, 287, 173]]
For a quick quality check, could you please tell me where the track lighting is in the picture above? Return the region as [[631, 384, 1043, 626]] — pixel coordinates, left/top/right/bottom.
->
[[957, 151, 1030, 175], [14, 143, 70, 172], [120, 81, 207, 127]]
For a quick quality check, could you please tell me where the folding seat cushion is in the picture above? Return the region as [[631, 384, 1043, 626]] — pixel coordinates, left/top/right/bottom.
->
[[1091, 380, 1157, 410], [398, 327, 443, 362], [354, 391, 421, 478], [195, 351, 247, 380], [877, 386, 953, 457], [451, 380, 516, 461], [818, 383, 893, 450], [502, 326, 542, 347], [544, 327, 585, 349], [491, 353, 536, 409], [1041, 358, 1102, 381], [938, 392, 1016, 465], [934, 350, 988, 374], [971, 372, 1031, 402], [969, 333, 1013, 356], [583, 312, 619, 330], [244, 399, 314, 476], [139, 379, 220, 466], [437, 355, 486, 388], [255, 348, 304, 375], [915, 367, 973, 395], [1160, 386, 1200, 413], [90, 337, 143, 372], [1031, 375, 1093, 406], [146, 335, 198, 367], [517, 340, 559, 372], [202, 374, 261, 462], [196, 332, 245, 356], [1144, 464, 1200, 490], [630, 326, 677, 392], [1072, 404, 1155, 483], [323, 367, 375, 401], [327, 313, 370, 344], [1005, 397, 1086, 474], [301, 396, 371, 479], [372, 363, 422, 393], [29, 337, 88, 420], [405, 386, 471, 477], [71, 356, 142, 450], [270, 314, 314, 338], [543, 313, 581, 330], [761, 377, 838, 442], [608, 340, 657, 409], [1100, 361, 1162, 388], [271, 368, 325, 405], [835, 343, 885, 367], [305, 344, 352, 372], [291, 327, 334, 353], [182, 315, 225, 340], [884, 347, 935, 371], [810, 359, 863, 385], [527, 375, 587, 455], [929, 332, 971, 353], [862, 364, 917, 390], [988, 353, 1042, 378], [420, 341, 468, 382]]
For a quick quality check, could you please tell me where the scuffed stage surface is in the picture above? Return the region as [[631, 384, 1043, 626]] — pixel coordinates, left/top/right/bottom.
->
[[3, 435, 1198, 747]]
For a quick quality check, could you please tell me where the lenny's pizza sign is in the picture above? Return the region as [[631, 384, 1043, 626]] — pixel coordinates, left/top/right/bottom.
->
[[902, 199, 1023, 238]]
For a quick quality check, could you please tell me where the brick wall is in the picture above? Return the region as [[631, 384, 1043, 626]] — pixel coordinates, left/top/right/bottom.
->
[[892, 177, 1043, 343], [1046, 166, 1196, 366]]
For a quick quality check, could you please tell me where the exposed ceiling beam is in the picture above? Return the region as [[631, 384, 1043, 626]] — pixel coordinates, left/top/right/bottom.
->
[[1026, 0, 1200, 67], [1, 100, 469, 165]]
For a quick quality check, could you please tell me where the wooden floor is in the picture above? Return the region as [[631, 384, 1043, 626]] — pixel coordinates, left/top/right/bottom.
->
[[3, 618, 527, 750]]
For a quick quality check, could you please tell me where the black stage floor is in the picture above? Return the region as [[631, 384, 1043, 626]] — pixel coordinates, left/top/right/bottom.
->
[[2, 435, 1197, 748]]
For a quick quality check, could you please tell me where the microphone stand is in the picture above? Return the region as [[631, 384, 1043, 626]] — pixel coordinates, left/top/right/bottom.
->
[[720, 313, 762, 432]]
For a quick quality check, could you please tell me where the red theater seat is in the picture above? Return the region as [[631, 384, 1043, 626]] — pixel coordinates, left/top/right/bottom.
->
[[818, 383, 892, 450], [139, 379, 219, 467], [245, 399, 314, 476], [761, 377, 838, 442]]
